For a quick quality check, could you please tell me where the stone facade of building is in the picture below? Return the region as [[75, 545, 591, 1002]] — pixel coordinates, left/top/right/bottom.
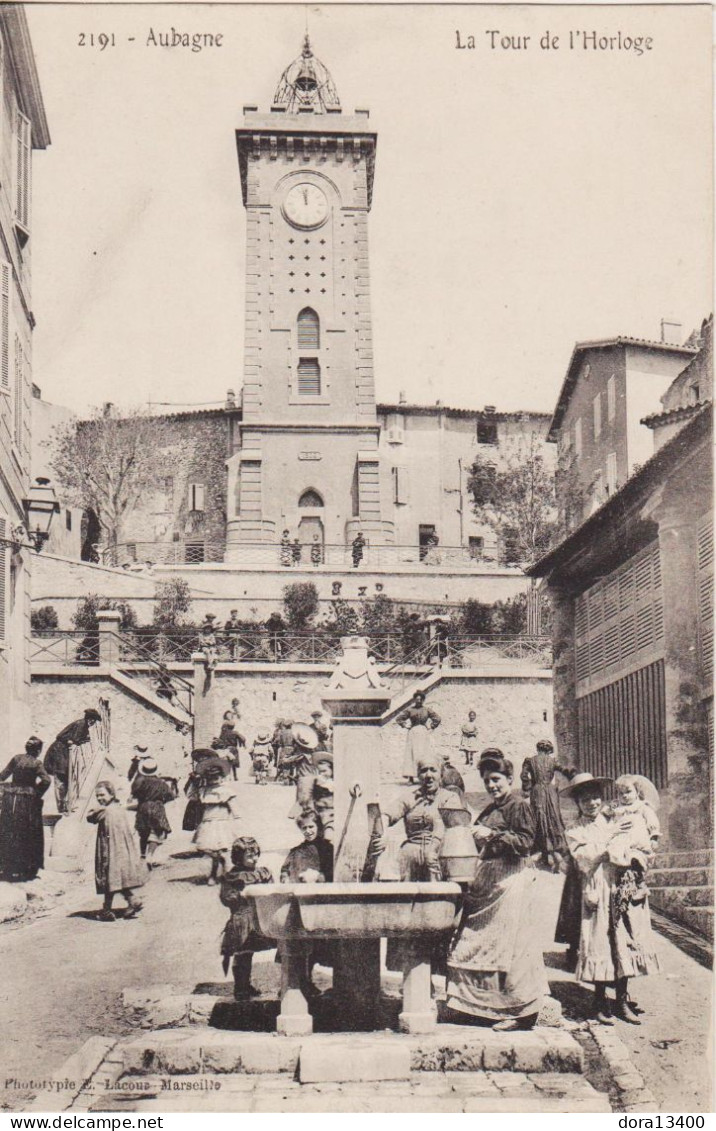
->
[[0, 8, 49, 748]]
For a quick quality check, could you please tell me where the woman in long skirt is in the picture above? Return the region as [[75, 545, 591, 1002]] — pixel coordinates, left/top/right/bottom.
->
[[0, 737, 51, 880], [130, 758, 176, 865], [446, 750, 547, 1031], [396, 692, 441, 782]]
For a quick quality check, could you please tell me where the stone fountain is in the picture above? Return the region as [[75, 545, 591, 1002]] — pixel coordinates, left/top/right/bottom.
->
[[243, 637, 462, 1035]]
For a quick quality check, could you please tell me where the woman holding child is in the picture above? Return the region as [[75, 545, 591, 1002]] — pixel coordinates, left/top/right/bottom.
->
[[563, 772, 660, 1025]]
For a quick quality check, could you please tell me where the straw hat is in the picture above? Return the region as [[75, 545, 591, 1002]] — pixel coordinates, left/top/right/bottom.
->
[[292, 723, 319, 751], [561, 771, 613, 798]]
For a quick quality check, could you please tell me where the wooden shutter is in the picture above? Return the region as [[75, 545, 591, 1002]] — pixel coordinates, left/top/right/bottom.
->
[[0, 262, 9, 389], [189, 483, 205, 512], [15, 108, 30, 230], [0, 516, 6, 641], [698, 512, 714, 681], [297, 308, 319, 349], [13, 334, 22, 446], [575, 541, 664, 694], [297, 358, 320, 395]]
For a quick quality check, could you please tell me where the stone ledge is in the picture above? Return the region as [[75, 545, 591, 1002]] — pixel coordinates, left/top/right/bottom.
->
[[117, 1024, 584, 1078]]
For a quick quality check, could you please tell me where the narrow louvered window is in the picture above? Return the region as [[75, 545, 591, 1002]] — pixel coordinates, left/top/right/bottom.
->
[[297, 308, 319, 349], [697, 513, 714, 681], [0, 516, 6, 641], [15, 109, 30, 231], [297, 358, 320, 396], [13, 335, 22, 446], [0, 262, 9, 389]]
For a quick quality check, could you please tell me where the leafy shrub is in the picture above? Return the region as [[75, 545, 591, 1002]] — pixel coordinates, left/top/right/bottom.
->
[[72, 594, 137, 633], [282, 582, 319, 630], [31, 605, 59, 632]]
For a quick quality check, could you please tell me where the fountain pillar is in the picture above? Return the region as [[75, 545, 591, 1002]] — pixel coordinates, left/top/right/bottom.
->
[[399, 943, 436, 1033], [321, 637, 392, 1028], [277, 941, 313, 1036]]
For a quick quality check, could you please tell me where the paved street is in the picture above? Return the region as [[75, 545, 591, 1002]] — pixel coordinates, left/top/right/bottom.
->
[[0, 770, 711, 1113]]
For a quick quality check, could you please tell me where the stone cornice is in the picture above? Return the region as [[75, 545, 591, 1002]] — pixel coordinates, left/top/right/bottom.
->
[[239, 422, 379, 435], [236, 126, 376, 208], [2, 7, 50, 149]]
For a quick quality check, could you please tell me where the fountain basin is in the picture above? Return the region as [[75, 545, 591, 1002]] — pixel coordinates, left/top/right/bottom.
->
[[245, 882, 462, 939]]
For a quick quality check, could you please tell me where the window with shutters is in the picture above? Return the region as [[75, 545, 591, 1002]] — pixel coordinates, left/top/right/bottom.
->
[[188, 483, 205, 512], [392, 465, 409, 505], [477, 419, 498, 445], [574, 418, 582, 459], [13, 335, 22, 447], [0, 515, 6, 642], [15, 108, 30, 242], [697, 512, 713, 683], [593, 393, 602, 439], [607, 375, 616, 422], [0, 261, 9, 391], [297, 358, 321, 396], [297, 308, 319, 349], [575, 541, 664, 695]]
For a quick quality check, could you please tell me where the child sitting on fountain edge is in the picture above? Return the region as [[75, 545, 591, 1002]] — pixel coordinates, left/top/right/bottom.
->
[[281, 810, 333, 883]]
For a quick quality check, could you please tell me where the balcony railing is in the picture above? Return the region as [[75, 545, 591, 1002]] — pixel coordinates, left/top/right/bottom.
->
[[31, 630, 552, 671], [104, 540, 524, 570]]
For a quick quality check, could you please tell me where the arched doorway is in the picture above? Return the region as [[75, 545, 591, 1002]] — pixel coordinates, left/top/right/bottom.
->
[[297, 489, 324, 563]]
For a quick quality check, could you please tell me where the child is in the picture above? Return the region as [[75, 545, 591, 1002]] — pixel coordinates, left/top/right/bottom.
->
[[296, 752, 335, 842], [604, 774, 660, 871], [250, 730, 274, 785], [192, 763, 241, 884], [87, 781, 146, 921], [459, 710, 479, 766], [219, 837, 274, 999], [281, 811, 333, 883]]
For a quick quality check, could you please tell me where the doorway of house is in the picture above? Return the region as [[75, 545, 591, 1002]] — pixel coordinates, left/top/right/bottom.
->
[[419, 523, 437, 561], [298, 515, 324, 564]]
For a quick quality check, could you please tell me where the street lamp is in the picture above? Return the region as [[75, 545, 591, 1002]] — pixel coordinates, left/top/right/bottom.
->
[[22, 477, 60, 552]]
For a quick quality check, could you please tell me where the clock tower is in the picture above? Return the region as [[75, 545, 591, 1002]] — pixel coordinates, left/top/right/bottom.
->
[[225, 37, 394, 563]]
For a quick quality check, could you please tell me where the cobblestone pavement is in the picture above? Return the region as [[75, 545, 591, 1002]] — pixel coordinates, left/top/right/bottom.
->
[[0, 767, 711, 1113]]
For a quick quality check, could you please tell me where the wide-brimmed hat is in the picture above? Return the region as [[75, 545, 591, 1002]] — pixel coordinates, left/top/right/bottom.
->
[[134, 743, 148, 753], [292, 723, 319, 751], [255, 729, 271, 743], [561, 771, 613, 798], [140, 758, 158, 775], [191, 748, 216, 762], [312, 750, 333, 767]]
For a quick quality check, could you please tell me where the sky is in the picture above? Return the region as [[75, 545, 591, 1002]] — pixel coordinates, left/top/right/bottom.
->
[[25, 3, 713, 415]]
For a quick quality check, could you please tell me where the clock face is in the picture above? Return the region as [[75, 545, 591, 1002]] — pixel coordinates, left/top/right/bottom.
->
[[283, 182, 328, 229]]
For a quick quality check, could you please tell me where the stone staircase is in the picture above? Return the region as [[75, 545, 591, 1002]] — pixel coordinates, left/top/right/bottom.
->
[[649, 849, 714, 941]]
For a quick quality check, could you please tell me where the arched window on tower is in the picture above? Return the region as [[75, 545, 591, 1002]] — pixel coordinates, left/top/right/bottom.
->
[[297, 307, 320, 349], [299, 489, 324, 508], [297, 358, 321, 396]]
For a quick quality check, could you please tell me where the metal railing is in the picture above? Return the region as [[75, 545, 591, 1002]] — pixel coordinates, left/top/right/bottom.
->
[[31, 630, 552, 673], [105, 540, 523, 570]]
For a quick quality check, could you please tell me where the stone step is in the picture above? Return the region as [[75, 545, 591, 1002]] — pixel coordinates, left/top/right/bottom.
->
[[85, 1071, 610, 1114], [677, 906, 714, 940], [654, 849, 713, 870], [649, 884, 713, 909], [649, 866, 713, 888], [113, 1024, 584, 1080]]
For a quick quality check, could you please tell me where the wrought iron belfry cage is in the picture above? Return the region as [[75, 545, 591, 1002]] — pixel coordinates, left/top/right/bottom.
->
[[273, 35, 341, 113]]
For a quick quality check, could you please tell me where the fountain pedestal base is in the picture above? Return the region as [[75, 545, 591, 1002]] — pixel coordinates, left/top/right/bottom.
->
[[399, 942, 437, 1033], [332, 938, 382, 1029], [277, 940, 313, 1036]]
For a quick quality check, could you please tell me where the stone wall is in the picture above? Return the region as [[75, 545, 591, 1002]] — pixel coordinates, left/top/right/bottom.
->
[[32, 552, 533, 629], [30, 675, 188, 782]]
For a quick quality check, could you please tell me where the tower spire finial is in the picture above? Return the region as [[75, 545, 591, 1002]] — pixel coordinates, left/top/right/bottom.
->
[[273, 34, 341, 114]]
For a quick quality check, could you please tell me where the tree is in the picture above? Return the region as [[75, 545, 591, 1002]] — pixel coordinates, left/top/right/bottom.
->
[[467, 432, 558, 564], [31, 606, 59, 632], [72, 594, 137, 632], [153, 578, 193, 629], [282, 582, 319, 630], [50, 405, 166, 560]]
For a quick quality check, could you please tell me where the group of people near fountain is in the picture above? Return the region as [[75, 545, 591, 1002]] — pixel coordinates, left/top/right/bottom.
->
[[1, 686, 661, 1031]]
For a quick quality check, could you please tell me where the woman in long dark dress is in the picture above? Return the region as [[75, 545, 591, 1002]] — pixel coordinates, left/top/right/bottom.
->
[[446, 750, 547, 1031], [522, 739, 571, 869], [0, 737, 51, 880]]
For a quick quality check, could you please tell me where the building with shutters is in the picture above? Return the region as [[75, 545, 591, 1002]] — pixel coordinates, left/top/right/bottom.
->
[[0, 8, 49, 747], [529, 319, 713, 859], [86, 37, 551, 575]]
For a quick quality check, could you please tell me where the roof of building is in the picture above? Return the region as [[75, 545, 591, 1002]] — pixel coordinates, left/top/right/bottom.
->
[[377, 403, 551, 422], [641, 400, 712, 429], [2, 6, 50, 149], [528, 402, 712, 579], [547, 337, 697, 442]]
